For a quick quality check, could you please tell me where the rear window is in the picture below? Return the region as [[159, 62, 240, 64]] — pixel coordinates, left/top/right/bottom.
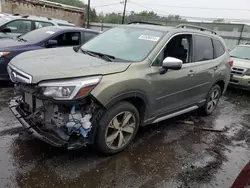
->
[[84, 32, 98, 42], [58, 23, 75, 27], [35, 21, 54, 29], [194, 35, 213, 62], [213, 39, 225, 58]]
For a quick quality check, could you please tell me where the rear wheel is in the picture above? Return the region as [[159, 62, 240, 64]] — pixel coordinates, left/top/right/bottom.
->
[[200, 84, 222, 116], [95, 102, 140, 155]]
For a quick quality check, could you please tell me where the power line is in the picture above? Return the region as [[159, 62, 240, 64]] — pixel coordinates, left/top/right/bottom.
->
[[92, 3, 121, 8], [129, 1, 250, 12], [126, 2, 250, 22], [128, 1, 174, 15]]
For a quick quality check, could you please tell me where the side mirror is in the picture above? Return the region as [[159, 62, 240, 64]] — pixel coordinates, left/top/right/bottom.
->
[[2, 27, 11, 33], [73, 45, 82, 52], [46, 40, 58, 47], [162, 57, 183, 70]]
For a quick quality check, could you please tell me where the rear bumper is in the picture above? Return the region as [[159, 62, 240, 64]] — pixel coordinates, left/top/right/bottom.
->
[[9, 97, 67, 147]]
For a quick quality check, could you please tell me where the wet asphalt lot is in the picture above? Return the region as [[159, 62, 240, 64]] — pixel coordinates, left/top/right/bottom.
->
[[0, 82, 250, 188]]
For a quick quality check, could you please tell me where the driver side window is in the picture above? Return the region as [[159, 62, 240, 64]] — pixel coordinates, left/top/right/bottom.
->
[[5, 20, 32, 34], [153, 34, 192, 66], [50, 32, 81, 47]]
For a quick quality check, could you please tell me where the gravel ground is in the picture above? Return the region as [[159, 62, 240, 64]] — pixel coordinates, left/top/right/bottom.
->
[[0, 82, 250, 188]]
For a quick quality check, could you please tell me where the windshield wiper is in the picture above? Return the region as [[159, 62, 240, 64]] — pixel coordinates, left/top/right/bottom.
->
[[18, 37, 27, 42], [80, 49, 98, 57], [81, 49, 115, 62]]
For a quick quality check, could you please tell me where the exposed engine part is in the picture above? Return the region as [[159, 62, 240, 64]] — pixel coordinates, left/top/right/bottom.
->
[[44, 102, 69, 129], [66, 106, 92, 138]]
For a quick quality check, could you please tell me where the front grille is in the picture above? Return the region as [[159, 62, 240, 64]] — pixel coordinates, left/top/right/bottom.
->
[[231, 67, 247, 76], [7, 65, 32, 84]]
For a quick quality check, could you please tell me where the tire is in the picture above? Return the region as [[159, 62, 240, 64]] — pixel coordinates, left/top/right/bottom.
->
[[200, 84, 222, 116], [95, 101, 140, 155]]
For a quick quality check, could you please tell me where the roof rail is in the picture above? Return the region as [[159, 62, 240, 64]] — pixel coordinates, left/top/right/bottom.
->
[[176, 24, 217, 35], [128, 21, 164, 26]]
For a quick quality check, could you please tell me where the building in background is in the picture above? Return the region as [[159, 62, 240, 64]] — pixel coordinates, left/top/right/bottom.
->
[[0, 0, 84, 26]]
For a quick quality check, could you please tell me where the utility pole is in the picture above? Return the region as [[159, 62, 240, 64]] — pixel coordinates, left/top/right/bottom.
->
[[87, 0, 90, 28], [122, 0, 127, 24]]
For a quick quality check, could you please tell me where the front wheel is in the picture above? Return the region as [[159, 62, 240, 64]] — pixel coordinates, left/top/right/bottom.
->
[[95, 102, 140, 155], [200, 84, 222, 116]]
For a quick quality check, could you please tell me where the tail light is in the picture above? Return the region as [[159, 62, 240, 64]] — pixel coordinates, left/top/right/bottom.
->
[[229, 59, 234, 68]]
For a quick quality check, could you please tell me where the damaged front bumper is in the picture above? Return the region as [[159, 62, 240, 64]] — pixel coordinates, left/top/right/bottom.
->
[[9, 94, 96, 149], [9, 97, 68, 147]]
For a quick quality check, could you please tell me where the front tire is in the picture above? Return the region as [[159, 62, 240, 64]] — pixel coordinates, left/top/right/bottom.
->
[[200, 84, 222, 116], [95, 101, 140, 155]]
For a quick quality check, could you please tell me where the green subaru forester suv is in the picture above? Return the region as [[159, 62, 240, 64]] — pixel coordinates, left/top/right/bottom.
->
[[8, 23, 231, 155]]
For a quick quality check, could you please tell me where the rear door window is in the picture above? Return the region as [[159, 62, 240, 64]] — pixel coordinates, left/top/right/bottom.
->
[[6, 20, 32, 34], [84, 32, 98, 42], [35, 21, 54, 29], [213, 39, 225, 58], [193, 35, 214, 62]]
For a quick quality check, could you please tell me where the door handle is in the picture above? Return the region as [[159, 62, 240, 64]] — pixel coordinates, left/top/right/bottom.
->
[[188, 70, 194, 76], [214, 66, 218, 70]]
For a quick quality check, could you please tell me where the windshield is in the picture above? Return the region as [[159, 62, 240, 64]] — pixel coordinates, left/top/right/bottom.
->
[[0, 17, 12, 25], [20, 27, 58, 43], [81, 27, 164, 62], [230, 46, 250, 60]]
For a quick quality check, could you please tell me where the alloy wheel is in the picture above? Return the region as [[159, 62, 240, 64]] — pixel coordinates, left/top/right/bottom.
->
[[105, 111, 136, 150], [206, 88, 220, 114]]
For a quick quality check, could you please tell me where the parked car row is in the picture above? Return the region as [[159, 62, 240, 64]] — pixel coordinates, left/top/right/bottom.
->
[[2, 20, 246, 155], [0, 26, 100, 80]]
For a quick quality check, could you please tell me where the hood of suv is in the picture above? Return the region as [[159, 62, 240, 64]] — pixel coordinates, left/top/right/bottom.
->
[[0, 38, 29, 50], [231, 57, 250, 69], [9, 47, 131, 83]]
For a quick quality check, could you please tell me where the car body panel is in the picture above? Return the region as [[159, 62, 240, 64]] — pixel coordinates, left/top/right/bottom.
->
[[9, 47, 131, 83]]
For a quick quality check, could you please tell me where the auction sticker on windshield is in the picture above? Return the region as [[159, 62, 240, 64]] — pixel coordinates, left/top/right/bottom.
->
[[139, 35, 160, 42]]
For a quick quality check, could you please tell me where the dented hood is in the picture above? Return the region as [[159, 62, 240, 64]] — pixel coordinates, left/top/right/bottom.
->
[[9, 47, 131, 83]]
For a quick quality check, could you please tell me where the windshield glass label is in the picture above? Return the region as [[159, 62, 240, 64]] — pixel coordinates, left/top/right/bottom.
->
[[46, 31, 55, 35], [139, 35, 160, 42]]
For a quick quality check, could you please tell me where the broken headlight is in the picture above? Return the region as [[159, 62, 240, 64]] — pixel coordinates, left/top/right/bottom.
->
[[38, 76, 102, 100]]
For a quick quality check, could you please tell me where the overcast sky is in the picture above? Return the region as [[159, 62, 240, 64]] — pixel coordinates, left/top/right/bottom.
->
[[82, 0, 250, 21]]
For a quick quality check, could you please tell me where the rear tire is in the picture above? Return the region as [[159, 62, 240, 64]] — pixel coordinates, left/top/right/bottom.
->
[[200, 84, 222, 116], [95, 101, 140, 155]]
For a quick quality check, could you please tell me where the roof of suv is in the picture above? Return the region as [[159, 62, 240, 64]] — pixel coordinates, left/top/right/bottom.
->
[[127, 22, 222, 40], [0, 14, 74, 26], [36, 26, 100, 33]]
